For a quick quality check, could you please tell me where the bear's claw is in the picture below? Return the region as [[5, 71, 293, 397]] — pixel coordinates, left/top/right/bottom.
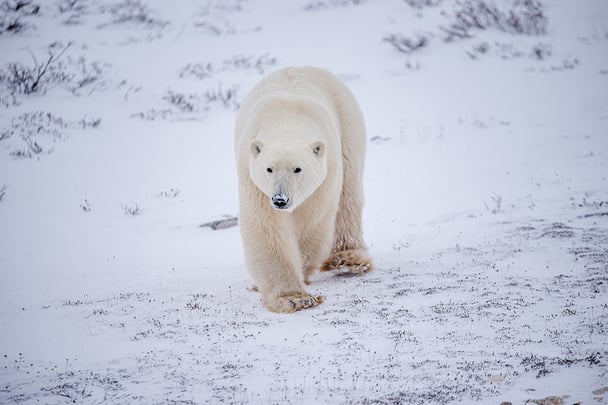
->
[[265, 292, 324, 313], [321, 249, 374, 274]]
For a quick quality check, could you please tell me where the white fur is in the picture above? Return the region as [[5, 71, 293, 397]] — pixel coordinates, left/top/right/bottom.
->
[[234, 66, 373, 313]]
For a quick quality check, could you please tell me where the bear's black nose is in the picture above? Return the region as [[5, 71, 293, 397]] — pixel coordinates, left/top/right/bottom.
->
[[271, 195, 290, 209]]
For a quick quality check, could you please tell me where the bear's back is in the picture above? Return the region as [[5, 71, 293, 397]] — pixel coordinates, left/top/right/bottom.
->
[[235, 66, 357, 142], [238, 67, 337, 119], [256, 67, 336, 99]]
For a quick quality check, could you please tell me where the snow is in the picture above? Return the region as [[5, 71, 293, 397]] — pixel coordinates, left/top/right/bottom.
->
[[1, 0, 607, 403]]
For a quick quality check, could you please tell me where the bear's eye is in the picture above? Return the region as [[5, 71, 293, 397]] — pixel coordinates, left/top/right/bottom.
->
[[294, 167, 302, 174], [266, 167, 273, 173]]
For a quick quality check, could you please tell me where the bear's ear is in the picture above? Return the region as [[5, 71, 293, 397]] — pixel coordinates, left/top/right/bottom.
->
[[250, 140, 263, 157], [311, 141, 325, 158]]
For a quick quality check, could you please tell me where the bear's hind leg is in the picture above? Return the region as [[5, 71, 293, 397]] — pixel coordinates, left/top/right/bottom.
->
[[301, 211, 336, 284], [321, 249, 373, 273], [321, 141, 373, 274]]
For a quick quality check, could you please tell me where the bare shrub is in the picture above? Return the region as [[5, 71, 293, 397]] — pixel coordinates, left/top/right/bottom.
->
[[484, 192, 502, 214], [122, 203, 143, 216], [199, 0, 245, 15], [155, 188, 180, 198], [387, 1, 548, 57], [194, 19, 236, 35], [40, 371, 123, 403], [467, 41, 523, 59], [177, 62, 214, 80], [466, 41, 490, 59], [78, 115, 101, 129], [0, 184, 8, 201], [63, 56, 110, 95], [466, 41, 553, 61], [11, 136, 44, 158], [530, 42, 552, 60], [57, 0, 89, 14], [4, 112, 66, 158], [442, 0, 547, 42], [59, 0, 166, 29], [0, 90, 16, 107], [204, 84, 238, 110], [303, 0, 362, 11], [384, 33, 430, 54], [0, 127, 11, 141], [185, 293, 211, 310], [0, 42, 73, 96], [99, 0, 168, 29], [403, 0, 442, 8], [194, 0, 258, 36], [80, 199, 91, 212], [0, 42, 112, 103], [177, 54, 277, 80], [163, 90, 196, 112], [1, 111, 100, 158], [222, 54, 277, 74], [545, 57, 579, 72], [0, 0, 39, 35], [155, 85, 239, 118], [57, 0, 92, 25], [130, 108, 173, 121]]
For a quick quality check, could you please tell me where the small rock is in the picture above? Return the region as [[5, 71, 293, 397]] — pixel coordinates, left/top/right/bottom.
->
[[200, 215, 238, 230], [593, 387, 608, 396], [527, 396, 564, 405], [370, 135, 391, 144]]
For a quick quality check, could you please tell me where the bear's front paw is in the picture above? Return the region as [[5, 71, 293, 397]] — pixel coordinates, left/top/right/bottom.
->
[[264, 292, 324, 313], [321, 249, 374, 274]]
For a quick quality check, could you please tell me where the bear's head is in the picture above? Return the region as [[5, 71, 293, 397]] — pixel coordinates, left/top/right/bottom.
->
[[249, 139, 327, 212]]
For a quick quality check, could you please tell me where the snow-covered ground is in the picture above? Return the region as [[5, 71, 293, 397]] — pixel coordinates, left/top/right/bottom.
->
[[1, 0, 607, 403]]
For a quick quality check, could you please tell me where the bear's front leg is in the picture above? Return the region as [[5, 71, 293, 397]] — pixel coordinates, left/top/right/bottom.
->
[[257, 255, 324, 313], [241, 211, 323, 313]]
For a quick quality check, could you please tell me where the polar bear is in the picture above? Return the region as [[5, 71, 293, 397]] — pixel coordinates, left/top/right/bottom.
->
[[234, 66, 373, 313]]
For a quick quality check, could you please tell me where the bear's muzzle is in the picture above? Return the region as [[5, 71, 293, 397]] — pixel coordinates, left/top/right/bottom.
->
[[271, 194, 291, 210]]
